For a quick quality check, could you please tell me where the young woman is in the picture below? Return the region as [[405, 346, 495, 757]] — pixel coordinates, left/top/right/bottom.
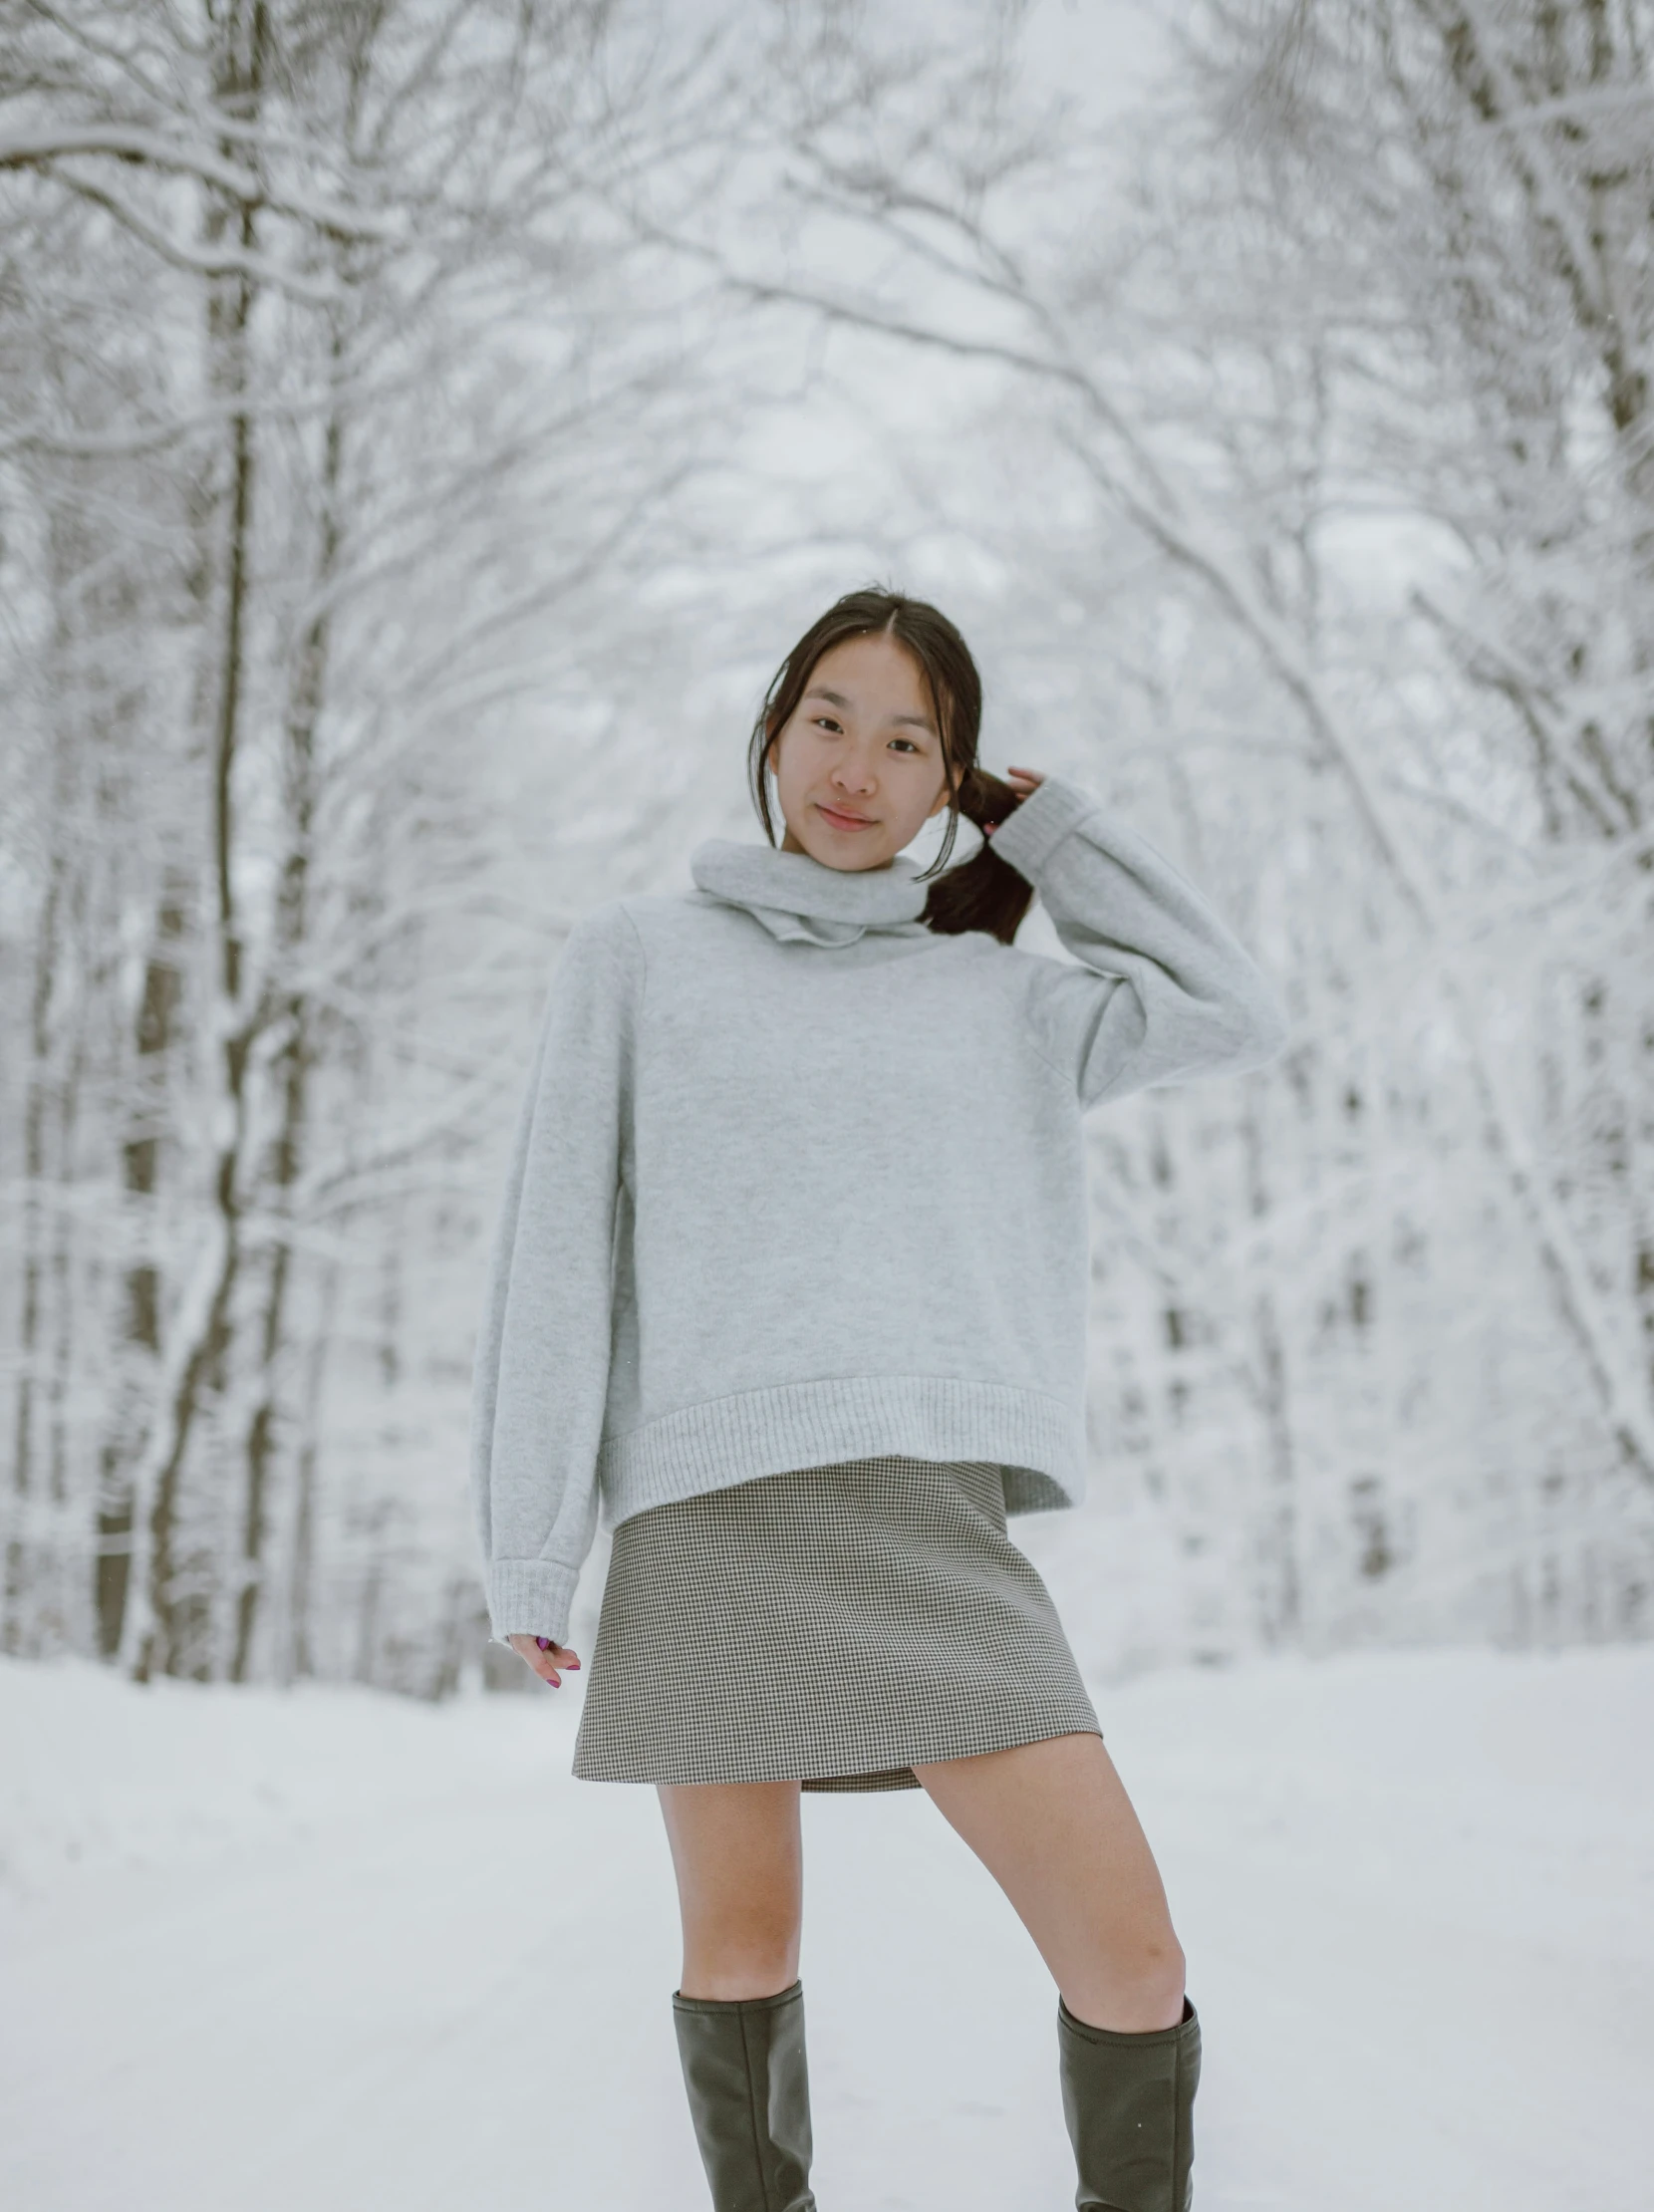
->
[[469, 588, 1289, 2211]]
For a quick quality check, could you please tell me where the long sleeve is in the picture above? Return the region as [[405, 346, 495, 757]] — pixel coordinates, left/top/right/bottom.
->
[[988, 772, 1289, 1109], [467, 902, 644, 1644]]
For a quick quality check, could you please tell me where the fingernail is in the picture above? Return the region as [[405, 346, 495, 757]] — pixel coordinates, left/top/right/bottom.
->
[[568, 1658, 580, 1669], [535, 1636, 551, 1650]]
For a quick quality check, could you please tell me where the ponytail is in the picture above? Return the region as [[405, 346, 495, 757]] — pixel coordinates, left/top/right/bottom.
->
[[921, 766, 1035, 947]]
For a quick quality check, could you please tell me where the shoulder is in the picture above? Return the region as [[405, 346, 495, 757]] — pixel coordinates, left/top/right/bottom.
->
[[601, 885, 805, 965], [931, 922, 1067, 988], [571, 887, 711, 944], [556, 897, 633, 960], [890, 925, 1075, 1042], [560, 888, 731, 978], [546, 898, 655, 1009]]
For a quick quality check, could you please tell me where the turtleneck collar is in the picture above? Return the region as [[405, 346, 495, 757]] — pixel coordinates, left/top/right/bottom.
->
[[689, 837, 934, 947]]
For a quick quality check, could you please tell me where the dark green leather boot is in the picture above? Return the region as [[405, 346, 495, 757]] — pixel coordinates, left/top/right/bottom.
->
[[1057, 1994, 1202, 2212], [672, 1979, 818, 2211]]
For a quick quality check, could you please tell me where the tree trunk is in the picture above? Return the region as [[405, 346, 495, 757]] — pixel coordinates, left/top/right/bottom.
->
[[97, 874, 189, 1657], [230, 374, 342, 1682], [128, 0, 268, 1681], [2, 840, 67, 1653]]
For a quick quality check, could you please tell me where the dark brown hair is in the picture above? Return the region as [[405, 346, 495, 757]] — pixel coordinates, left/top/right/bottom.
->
[[745, 587, 1034, 945]]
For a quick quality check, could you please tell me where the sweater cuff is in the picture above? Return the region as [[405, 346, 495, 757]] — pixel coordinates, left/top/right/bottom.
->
[[986, 771, 1098, 881], [486, 1556, 582, 1646]]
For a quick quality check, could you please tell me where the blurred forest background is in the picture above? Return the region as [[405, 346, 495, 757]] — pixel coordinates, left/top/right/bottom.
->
[[2, 0, 1651, 1694]]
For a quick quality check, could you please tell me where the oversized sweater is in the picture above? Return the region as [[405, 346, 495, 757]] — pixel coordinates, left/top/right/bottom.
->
[[468, 771, 1290, 1645]]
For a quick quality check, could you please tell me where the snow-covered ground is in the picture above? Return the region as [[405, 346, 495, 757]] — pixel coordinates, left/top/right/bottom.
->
[[2, 1644, 1650, 2211]]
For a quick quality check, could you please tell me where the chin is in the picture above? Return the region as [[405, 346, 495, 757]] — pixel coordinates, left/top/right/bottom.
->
[[803, 811, 895, 869], [811, 841, 892, 871]]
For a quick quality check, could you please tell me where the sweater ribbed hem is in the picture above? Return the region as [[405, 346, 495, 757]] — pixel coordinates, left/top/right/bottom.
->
[[596, 1375, 1084, 1527], [486, 1555, 582, 1646]]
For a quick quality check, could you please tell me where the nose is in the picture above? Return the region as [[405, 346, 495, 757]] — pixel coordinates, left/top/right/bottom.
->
[[831, 745, 878, 794]]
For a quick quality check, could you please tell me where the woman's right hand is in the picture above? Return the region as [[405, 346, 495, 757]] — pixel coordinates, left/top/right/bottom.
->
[[507, 1632, 581, 1686]]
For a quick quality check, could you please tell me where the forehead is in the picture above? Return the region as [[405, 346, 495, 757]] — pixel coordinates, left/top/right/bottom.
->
[[807, 632, 935, 715]]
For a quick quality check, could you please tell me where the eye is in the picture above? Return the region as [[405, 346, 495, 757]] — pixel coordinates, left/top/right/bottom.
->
[[889, 736, 920, 753], [812, 714, 844, 734]]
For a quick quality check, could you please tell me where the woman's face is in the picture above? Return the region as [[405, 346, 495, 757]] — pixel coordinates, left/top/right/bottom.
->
[[768, 632, 952, 871]]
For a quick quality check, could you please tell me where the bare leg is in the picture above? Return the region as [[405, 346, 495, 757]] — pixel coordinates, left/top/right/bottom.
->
[[657, 1779, 804, 2000], [913, 1731, 1185, 2033]]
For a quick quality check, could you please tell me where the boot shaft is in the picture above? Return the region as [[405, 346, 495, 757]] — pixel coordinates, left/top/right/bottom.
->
[[1057, 1995, 1202, 2212], [673, 1980, 818, 2212]]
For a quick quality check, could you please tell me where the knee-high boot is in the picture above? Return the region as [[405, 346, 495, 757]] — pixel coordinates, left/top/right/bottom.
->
[[672, 1980, 818, 2212], [1056, 1994, 1201, 2212]]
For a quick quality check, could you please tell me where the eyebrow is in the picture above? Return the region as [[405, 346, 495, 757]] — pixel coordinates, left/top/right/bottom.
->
[[806, 686, 937, 734]]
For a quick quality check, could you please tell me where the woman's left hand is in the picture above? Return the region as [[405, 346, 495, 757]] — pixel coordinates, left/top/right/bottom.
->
[[982, 765, 1045, 834]]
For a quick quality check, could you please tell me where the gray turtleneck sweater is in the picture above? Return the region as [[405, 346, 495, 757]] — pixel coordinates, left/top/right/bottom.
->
[[468, 772, 1289, 1644]]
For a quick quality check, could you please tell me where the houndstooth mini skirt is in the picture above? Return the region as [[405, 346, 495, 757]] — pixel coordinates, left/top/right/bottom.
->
[[570, 1454, 1101, 1793]]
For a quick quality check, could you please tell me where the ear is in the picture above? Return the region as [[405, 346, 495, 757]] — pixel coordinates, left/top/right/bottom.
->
[[926, 776, 954, 820]]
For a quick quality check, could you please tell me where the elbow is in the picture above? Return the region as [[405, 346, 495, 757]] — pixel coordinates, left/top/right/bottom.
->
[[1216, 968, 1291, 1070], [1079, 969, 1291, 1108], [1168, 960, 1290, 1081]]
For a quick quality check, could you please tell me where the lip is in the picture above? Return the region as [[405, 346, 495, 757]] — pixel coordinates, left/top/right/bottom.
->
[[815, 802, 877, 831]]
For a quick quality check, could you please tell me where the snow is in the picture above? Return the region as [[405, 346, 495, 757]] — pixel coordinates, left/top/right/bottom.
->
[[2, 1645, 1650, 2211]]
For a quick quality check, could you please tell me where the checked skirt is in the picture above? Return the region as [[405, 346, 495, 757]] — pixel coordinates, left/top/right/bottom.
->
[[571, 1454, 1100, 1794]]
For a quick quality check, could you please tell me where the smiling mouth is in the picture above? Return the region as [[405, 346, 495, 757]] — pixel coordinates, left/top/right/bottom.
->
[[816, 802, 876, 830]]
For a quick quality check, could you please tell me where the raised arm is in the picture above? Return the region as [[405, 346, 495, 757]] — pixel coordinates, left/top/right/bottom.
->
[[467, 903, 643, 1646], [987, 769, 1289, 1109]]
